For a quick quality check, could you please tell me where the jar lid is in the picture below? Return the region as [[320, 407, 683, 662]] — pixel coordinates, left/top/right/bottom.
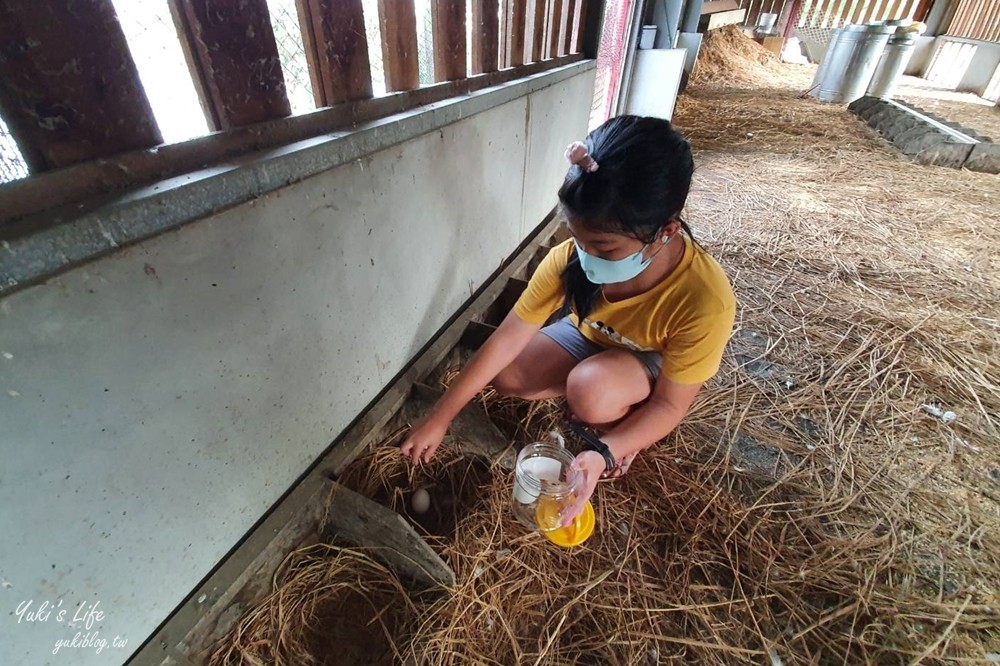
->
[[537, 500, 595, 548]]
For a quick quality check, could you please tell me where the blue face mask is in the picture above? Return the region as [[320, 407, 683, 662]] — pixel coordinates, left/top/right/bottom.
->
[[574, 236, 671, 284]]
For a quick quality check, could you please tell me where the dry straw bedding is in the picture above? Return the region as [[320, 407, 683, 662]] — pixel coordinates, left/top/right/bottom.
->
[[212, 29, 1000, 666]]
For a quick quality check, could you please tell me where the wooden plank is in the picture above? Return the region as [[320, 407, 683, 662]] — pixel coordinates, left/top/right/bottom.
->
[[1, 54, 585, 225], [0, 0, 161, 171], [500, 0, 512, 67], [304, 0, 373, 104], [557, 0, 572, 56], [911, 0, 934, 20], [509, 0, 529, 66], [547, 0, 564, 58], [432, 0, 467, 81], [322, 481, 456, 587], [571, 0, 587, 53], [173, 0, 290, 130], [294, 0, 326, 108], [472, 0, 501, 73], [378, 0, 420, 91], [563, 0, 577, 54], [530, 0, 549, 62]]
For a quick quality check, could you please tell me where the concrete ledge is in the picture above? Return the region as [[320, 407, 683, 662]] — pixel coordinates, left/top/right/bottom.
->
[[849, 96, 994, 173], [0, 60, 595, 299]]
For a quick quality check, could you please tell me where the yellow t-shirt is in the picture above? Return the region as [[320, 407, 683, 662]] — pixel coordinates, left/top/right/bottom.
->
[[512, 236, 736, 385]]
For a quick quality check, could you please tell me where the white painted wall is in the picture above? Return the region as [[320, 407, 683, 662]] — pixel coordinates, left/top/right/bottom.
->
[[0, 69, 595, 666]]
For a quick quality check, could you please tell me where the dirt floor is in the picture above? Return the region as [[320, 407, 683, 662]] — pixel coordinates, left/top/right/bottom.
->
[[214, 32, 1000, 666]]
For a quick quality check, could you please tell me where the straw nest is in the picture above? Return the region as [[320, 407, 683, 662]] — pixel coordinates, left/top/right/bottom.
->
[[211, 28, 1000, 666]]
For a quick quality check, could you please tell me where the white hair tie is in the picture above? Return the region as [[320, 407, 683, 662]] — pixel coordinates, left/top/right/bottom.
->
[[565, 141, 599, 173]]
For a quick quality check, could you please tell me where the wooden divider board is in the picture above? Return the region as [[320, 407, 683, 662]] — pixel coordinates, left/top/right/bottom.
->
[[0, 0, 161, 171], [432, 0, 467, 81], [378, 0, 420, 91], [472, 0, 501, 74], [508, 0, 529, 67], [302, 0, 373, 104], [172, 0, 291, 130], [530, 0, 549, 63]]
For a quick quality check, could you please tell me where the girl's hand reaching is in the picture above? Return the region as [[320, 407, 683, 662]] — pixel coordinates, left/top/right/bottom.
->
[[400, 413, 449, 465]]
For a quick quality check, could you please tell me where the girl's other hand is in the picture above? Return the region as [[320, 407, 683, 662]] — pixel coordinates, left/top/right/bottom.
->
[[400, 414, 449, 465], [562, 450, 606, 527]]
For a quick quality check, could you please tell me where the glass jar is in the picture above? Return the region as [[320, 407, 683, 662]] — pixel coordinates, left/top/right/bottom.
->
[[511, 442, 581, 531]]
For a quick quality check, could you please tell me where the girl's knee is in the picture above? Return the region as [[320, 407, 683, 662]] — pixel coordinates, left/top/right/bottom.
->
[[566, 365, 624, 425]]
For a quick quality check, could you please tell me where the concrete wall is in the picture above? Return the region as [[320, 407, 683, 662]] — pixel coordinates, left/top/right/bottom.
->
[[905, 36, 938, 76], [0, 67, 595, 666], [957, 40, 1000, 97], [923, 36, 1000, 97]]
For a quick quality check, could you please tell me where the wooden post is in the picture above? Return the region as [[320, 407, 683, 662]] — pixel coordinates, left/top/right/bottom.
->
[[378, 0, 420, 91], [300, 0, 373, 104], [472, 0, 501, 73], [172, 0, 290, 130], [432, 0, 467, 81], [0, 0, 161, 171]]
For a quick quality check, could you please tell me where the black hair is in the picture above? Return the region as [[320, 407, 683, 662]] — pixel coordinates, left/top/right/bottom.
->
[[557, 115, 695, 319]]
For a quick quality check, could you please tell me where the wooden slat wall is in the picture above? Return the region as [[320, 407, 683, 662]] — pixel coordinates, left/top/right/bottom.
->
[[946, 0, 1000, 42], [2, 0, 593, 191], [172, 0, 290, 130], [432, 0, 467, 81], [472, 0, 501, 73], [303, 0, 373, 104], [378, 0, 420, 91], [0, 0, 161, 171]]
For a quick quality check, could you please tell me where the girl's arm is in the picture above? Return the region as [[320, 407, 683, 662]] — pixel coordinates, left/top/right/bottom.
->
[[565, 378, 702, 523], [401, 310, 540, 464], [602, 378, 703, 461]]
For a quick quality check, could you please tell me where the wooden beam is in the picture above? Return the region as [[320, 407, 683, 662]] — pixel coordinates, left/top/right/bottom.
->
[[0, 0, 161, 172], [378, 0, 420, 92], [530, 0, 549, 62], [303, 0, 373, 104], [432, 0, 467, 81], [508, 0, 529, 66], [172, 0, 290, 130], [472, 0, 501, 73]]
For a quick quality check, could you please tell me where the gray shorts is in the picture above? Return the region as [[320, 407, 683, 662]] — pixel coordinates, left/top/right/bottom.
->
[[540, 316, 662, 380]]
